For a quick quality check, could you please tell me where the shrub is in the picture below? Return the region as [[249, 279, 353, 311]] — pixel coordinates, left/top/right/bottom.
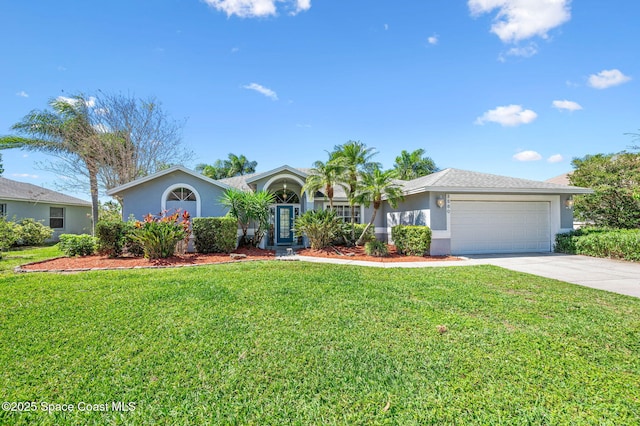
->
[[392, 225, 432, 256], [14, 218, 54, 246], [364, 240, 388, 257], [0, 217, 18, 258], [122, 220, 144, 257], [338, 222, 375, 246], [294, 209, 343, 250], [555, 227, 640, 261], [96, 220, 126, 257], [58, 234, 97, 257], [192, 217, 238, 253], [131, 210, 191, 259]]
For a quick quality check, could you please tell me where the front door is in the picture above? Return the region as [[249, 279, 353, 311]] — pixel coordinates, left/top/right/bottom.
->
[[277, 205, 294, 244]]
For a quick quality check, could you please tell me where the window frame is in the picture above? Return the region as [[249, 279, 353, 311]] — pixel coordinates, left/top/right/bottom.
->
[[49, 206, 65, 229], [324, 203, 362, 224]]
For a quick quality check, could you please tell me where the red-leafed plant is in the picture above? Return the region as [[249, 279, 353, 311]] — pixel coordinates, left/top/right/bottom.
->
[[132, 209, 191, 259]]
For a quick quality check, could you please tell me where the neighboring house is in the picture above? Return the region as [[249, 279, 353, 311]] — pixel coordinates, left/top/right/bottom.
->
[[107, 165, 592, 256], [0, 177, 92, 240]]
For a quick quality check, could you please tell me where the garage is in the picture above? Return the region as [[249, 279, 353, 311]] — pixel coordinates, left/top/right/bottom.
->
[[450, 201, 551, 255]]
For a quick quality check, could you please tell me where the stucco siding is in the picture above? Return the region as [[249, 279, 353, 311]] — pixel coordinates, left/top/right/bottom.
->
[[1, 199, 91, 240], [119, 170, 228, 220]]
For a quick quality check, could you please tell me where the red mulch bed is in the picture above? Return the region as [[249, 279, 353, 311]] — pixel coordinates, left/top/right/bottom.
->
[[18, 245, 460, 272], [297, 244, 459, 263], [19, 247, 276, 272]]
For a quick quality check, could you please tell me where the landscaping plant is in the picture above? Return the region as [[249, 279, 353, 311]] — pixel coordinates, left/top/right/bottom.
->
[[13, 218, 54, 246], [0, 217, 18, 259], [58, 234, 97, 257], [132, 210, 191, 259], [364, 239, 388, 257], [294, 209, 343, 249], [192, 217, 237, 253], [392, 225, 432, 256]]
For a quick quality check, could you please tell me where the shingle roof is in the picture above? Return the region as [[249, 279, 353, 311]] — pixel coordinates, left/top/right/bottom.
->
[[0, 177, 91, 206], [546, 173, 571, 185], [401, 168, 592, 194]]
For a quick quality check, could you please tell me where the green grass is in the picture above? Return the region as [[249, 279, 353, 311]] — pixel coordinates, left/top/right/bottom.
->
[[1, 261, 639, 425], [0, 245, 61, 273]]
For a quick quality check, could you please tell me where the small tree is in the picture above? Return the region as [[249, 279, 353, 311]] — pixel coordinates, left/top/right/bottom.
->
[[197, 153, 257, 180], [570, 152, 640, 228], [301, 158, 345, 209], [353, 167, 404, 246], [294, 209, 343, 250], [220, 188, 274, 247]]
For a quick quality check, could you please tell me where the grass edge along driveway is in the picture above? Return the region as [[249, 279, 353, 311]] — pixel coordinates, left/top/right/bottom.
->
[[1, 261, 639, 425]]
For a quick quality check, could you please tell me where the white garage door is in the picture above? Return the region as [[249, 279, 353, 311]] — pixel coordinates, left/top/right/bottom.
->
[[450, 201, 551, 255]]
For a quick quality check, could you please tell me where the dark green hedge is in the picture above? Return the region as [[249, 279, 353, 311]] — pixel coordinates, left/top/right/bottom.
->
[[193, 217, 238, 253], [391, 225, 432, 256], [555, 228, 640, 261]]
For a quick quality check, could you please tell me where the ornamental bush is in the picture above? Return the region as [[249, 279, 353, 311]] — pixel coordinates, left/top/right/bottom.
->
[[392, 225, 432, 256], [364, 240, 388, 257], [58, 234, 97, 257], [14, 218, 54, 246], [555, 227, 640, 261], [131, 210, 191, 259], [96, 220, 127, 257], [192, 217, 238, 253], [338, 222, 375, 246], [0, 217, 18, 258], [294, 209, 343, 250]]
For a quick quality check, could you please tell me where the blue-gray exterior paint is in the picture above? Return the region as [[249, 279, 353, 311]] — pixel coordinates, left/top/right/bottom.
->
[[0, 199, 91, 240], [118, 170, 228, 220]]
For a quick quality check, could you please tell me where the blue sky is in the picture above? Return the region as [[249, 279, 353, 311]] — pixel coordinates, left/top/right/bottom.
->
[[1, 0, 638, 200]]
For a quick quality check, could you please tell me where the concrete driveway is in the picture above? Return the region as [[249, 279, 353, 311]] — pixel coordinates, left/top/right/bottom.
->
[[464, 253, 640, 298], [294, 252, 640, 298]]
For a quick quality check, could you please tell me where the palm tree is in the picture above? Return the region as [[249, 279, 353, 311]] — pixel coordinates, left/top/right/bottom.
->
[[225, 153, 257, 176], [330, 141, 379, 239], [393, 149, 438, 180], [301, 159, 345, 209], [0, 96, 101, 232], [353, 167, 404, 246]]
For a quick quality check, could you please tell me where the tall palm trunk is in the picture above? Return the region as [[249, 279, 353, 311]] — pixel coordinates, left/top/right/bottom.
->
[[356, 200, 380, 246], [87, 161, 100, 235]]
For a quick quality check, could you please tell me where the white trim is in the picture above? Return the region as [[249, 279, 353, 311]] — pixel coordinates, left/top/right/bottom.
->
[[107, 165, 230, 196], [323, 202, 363, 224], [246, 165, 308, 184], [161, 183, 201, 217], [263, 173, 311, 203]]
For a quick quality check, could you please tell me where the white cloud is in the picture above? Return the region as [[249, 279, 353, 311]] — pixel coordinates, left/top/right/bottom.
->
[[57, 65, 67, 72], [504, 43, 538, 58], [12, 173, 39, 179], [428, 35, 439, 45], [56, 96, 96, 108], [513, 150, 542, 162], [16, 91, 29, 98], [203, 0, 310, 18], [231, 47, 240, 53], [552, 100, 582, 112], [243, 83, 278, 100], [475, 104, 537, 126], [547, 154, 564, 163], [384, 24, 389, 31], [468, 0, 571, 43], [588, 69, 631, 89]]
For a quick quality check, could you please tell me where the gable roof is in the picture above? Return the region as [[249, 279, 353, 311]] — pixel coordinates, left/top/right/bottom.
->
[[546, 173, 572, 185], [400, 168, 592, 195], [220, 166, 311, 192], [106, 165, 231, 196], [0, 177, 91, 206]]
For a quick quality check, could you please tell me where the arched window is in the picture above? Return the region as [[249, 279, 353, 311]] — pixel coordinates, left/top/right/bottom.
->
[[273, 189, 299, 204], [167, 187, 196, 202]]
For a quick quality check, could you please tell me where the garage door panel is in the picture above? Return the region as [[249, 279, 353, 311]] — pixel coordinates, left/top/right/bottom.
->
[[451, 201, 551, 254]]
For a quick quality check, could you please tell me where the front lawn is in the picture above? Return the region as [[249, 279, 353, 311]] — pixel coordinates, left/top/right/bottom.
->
[[0, 245, 61, 273], [1, 262, 639, 424]]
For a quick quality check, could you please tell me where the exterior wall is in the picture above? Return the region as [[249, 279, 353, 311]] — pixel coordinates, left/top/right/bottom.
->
[[380, 192, 431, 242], [1, 199, 91, 240], [119, 170, 228, 220], [559, 194, 575, 229]]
